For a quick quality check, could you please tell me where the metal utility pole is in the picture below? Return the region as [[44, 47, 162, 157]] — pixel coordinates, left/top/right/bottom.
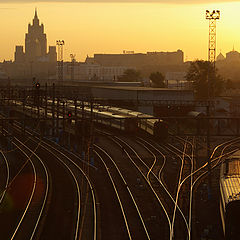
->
[[206, 10, 220, 66], [56, 40, 65, 82]]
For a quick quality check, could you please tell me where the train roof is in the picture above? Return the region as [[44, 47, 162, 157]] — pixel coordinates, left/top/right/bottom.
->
[[221, 176, 240, 204], [220, 156, 240, 204]]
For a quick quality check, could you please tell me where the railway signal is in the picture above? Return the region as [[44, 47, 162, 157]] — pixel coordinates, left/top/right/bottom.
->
[[67, 111, 72, 118], [67, 111, 72, 124], [35, 82, 40, 90], [34, 82, 41, 107]]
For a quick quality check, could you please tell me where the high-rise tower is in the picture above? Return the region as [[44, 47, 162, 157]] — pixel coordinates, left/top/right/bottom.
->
[[25, 9, 47, 62]]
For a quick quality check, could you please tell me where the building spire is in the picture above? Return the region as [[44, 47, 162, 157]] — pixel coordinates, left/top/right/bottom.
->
[[35, 8, 38, 18], [33, 8, 39, 26]]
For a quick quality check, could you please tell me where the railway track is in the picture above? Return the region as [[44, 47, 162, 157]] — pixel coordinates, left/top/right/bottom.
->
[[0, 134, 50, 240], [19, 122, 98, 239], [97, 131, 193, 240], [171, 135, 240, 239], [135, 136, 191, 240], [1, 97, 240, 239], [0, 118, 97, 239], [94, 144, 150, 240], [0, 151, 10, 206], [33, 138, 97, 240]]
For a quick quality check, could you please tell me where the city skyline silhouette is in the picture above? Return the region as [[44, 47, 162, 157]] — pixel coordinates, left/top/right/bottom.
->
[[0, 2, 240, 62]]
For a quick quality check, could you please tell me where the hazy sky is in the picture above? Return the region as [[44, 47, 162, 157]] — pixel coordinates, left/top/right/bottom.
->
[[0, 1, 239, 62]]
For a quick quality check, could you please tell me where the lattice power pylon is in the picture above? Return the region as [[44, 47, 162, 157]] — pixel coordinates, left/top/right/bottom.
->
[[56, 40, 65, 82], [206, 10, 220, 66]]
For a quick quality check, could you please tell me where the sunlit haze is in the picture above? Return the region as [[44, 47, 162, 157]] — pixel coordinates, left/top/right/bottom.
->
[[1, 1, 240, 62]]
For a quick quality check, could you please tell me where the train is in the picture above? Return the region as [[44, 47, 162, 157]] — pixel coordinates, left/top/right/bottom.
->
[[6, 99, 168, 141], [220, 150, 240, 240], [68, 104, 168, 141]]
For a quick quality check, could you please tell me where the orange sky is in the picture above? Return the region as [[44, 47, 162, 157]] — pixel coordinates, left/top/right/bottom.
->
[[0, 1, 240, 62]]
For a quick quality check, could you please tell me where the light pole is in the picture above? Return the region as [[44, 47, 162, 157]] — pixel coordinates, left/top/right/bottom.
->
[[206, 10, 220, 66], [56, 40, 65, 82], [205, 10, 220, 200], [70, 54, 76, 81]]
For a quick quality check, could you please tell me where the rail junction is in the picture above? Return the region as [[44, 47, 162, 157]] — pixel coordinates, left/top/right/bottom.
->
[[0, 85, 239, 240]]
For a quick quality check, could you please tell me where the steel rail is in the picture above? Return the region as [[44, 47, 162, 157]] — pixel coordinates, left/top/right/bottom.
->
[[136, 137, 191, 239], [95, 144, 151, 240], [0, 151, 10, 205], [111, 136, 173, 239], [39, 140, 97, 240], [168, 139, 188, 239], [94, 148, 133, 240], [170, 136, 195, 240], [9, 142, 37, 240], [9, 120, 97, 240], [0, 124, 49, 240], [11, 137, 49, 240], [34, 141, 81, 240], [168, 138, 240, 238], [188, 137, 195, 240]]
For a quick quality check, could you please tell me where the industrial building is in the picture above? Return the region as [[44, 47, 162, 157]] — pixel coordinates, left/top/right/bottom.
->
[[91, 86, 194, 115]]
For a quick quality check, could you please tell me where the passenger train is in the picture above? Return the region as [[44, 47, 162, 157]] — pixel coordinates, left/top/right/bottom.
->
[[220, 150, 240, 240], [8, 99, 168, 141], [68, 104, 168, 141]]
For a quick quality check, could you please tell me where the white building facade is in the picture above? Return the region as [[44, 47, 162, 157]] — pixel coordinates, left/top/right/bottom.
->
[[64, 62, 128, 81]]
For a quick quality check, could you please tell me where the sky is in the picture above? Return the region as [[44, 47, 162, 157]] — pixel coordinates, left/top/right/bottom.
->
[[0, 1, 240, 62]]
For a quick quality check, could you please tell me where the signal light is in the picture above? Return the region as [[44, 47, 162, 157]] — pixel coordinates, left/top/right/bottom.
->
[[36, 82, 40, 89], [67, 111, 72, 118], [67, 111, 72, 124]]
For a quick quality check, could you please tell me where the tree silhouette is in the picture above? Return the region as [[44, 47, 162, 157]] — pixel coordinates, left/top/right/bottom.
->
[[117, 69, 142, 82], [186, 60, 225, 99], [149, 72, 165, 88]]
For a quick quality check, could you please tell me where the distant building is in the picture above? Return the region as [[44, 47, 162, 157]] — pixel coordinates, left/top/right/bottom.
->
[[216, 48, 240, 83], [216, 49, 240, 63], [225, 49, 240, 62], [15, 46, 25, 63], [3, 9, 57, 81], [88, 49, 184, 68], [0, 64, 8, 80], [216, 52, 225, 61], [15, 9, 56, 63], [63, 62, 128, 81]]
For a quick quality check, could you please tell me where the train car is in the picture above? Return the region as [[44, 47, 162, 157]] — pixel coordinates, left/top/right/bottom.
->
[[11, 99, 168, 140], [220, 150, 240, 240], [69, 105, 138, 133], [68, 101, 168, 140], [123, 111, 168, 140]]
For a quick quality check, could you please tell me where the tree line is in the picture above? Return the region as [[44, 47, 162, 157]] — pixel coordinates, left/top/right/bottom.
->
[[118, 60, 233, 99]]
